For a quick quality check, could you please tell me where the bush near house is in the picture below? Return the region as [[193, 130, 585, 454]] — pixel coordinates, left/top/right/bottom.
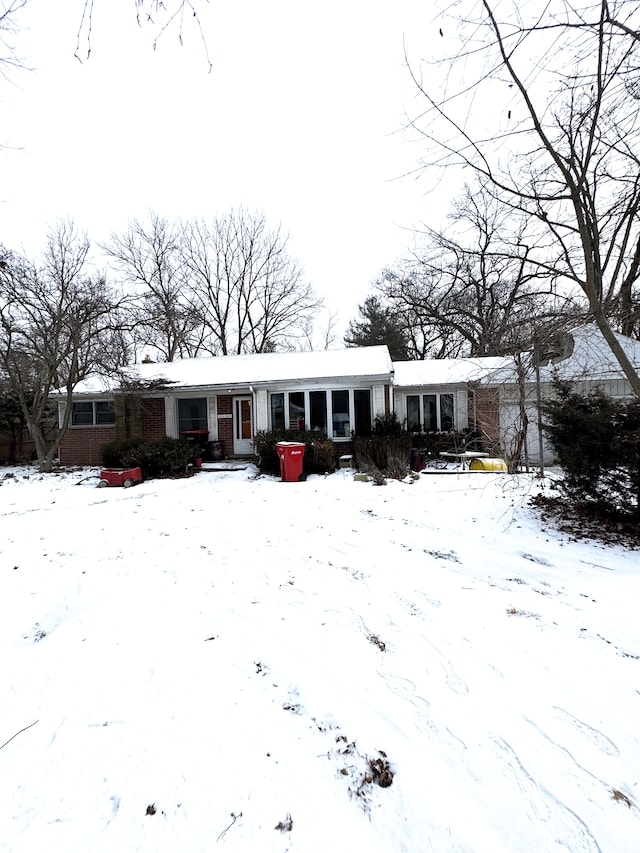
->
[[542, 381, 640, 520], [100, 437, 195, 479], [353, 415, 412, 479], [252, 430, 337, 476]]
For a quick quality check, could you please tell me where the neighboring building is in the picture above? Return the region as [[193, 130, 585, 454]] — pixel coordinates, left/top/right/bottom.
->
[[54, 325, 640, 468]]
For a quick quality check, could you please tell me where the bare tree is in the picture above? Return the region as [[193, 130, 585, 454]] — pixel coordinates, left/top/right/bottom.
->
[[0, 0, 28, 81], [181, 209, 322, 355], [104, 212, 201, 361], [76, 0, 211, 68], [377, 183, 575, 358], [0, 221, 122, 472], [410, 0, 640, 394]]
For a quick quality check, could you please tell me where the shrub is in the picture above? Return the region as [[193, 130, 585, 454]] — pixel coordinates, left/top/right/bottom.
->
[[100, 437, 195, 479], [353, 435, 412, 479], [252, 430, 337, 475], [543, 381, 639, 519], [372, 412, 404, 436]]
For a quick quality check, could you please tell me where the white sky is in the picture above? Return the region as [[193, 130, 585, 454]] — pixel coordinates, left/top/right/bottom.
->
[[0, 0, 451, 337]]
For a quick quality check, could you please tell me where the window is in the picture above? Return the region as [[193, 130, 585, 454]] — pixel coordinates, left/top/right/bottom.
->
[[271, 393, 285, 431], [406, 392, 455, 432], [331, 390, 350, 437], [310, 390, 327, 431], [178, 398, 207, 433], [440, 393, 454, 431], [72, 400, 115, 426], [407, 396, 421, 432], [268, 389, 372, 438], [354, 390, 372, 437], [95, 401, 115, 425], [289, 392, 306, 430], [423, 395, 437, 431]]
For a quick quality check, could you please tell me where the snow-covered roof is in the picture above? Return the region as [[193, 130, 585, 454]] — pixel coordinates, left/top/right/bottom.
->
[[392, 356, 511, 388], [484, 324, 640, 385], [70, 346, 394, 395], [541, 324, 640, 382], [65, 325, 639, 397]]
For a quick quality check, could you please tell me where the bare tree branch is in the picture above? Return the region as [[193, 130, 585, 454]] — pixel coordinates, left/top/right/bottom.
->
[[409, 0, 640, 392], [75, 0, 212, 70]]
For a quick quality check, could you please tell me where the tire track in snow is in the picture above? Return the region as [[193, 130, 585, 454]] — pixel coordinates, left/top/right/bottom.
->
[[380, 671, 468, 758], [552, 708, 620, 757], [490, 735, 603, 852], [390, 593, 469, 696]]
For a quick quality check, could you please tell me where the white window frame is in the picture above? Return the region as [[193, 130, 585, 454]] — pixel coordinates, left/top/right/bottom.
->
[[268, 389, 372, 439]]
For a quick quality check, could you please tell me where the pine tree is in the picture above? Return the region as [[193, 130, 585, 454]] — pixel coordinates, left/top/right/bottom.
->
[[344, 296, 411, 361]]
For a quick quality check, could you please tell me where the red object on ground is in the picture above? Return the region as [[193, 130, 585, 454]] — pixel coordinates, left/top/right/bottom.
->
[[276, 441, 306, 482], [98, 467, 142, 488]]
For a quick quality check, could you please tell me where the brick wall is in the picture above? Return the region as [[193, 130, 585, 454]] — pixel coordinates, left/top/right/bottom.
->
[[59, 426, 117, 466], [216, 395, 233, 455], [141, 398, 166, 440], [59, 397, 167, 466]]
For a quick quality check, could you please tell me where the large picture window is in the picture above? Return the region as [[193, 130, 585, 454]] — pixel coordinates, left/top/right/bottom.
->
[[178, 398, 208, 433], [72, 400, 115, 426], [406, 393, 455, 432], [268, 389, 372, 438]]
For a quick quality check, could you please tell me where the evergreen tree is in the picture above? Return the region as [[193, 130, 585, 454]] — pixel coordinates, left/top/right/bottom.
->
[[344, 296, 411, 360]]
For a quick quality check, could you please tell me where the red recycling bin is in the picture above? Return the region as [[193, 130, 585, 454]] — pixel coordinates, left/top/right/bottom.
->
[[276, 441, 306, 482]]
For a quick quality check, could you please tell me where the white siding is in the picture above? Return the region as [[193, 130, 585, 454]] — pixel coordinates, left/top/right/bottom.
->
[[164, 396, 177, 438], [255, 388, 269, 431], [207, 395, 218, 439], [454, 390, 468, 430], [373, 385, 386, 418]]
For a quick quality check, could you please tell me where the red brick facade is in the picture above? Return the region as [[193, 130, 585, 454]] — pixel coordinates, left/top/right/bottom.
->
[[59, 426, 117, 466], [141, 398, 167, 441], [216, 395, 233, 454], [59, 398, 167, 466]]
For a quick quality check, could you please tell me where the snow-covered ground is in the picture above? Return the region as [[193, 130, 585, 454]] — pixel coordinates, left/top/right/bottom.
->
[[1, 464, 638, 852]]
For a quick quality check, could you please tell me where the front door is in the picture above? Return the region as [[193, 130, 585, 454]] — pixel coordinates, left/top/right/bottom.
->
[[233, 396, 254, 455]]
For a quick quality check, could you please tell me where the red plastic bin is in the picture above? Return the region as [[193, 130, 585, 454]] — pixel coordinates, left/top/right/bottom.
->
[[276, 441, 306, 482], [98, 467, 142, 488]]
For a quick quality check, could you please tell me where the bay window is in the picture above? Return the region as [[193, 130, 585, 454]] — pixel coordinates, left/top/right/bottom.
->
[[268, 389, 372, 438]]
